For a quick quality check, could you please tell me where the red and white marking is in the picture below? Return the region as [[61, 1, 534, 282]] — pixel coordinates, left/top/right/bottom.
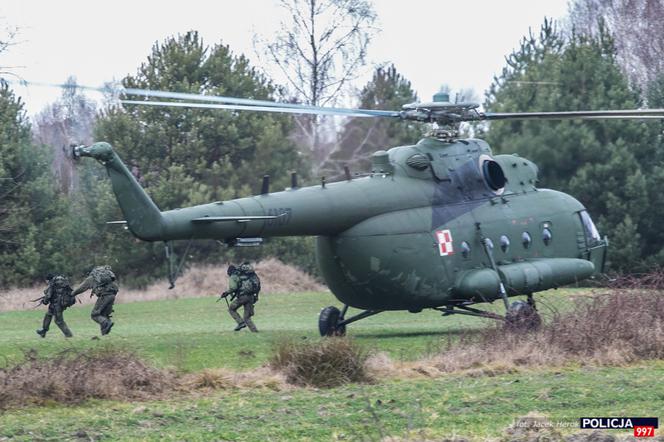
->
[[435, 229, 454, 256]]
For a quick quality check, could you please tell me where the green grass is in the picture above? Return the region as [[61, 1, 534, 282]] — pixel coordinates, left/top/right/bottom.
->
[[1, 288, 662, 441], [1, 363, 662, 441], [0, 289, 580, 371]]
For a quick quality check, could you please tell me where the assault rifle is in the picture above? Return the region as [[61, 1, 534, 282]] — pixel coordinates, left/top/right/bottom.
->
[[217, 290, 237, 307], [30, 295, 48, 308]]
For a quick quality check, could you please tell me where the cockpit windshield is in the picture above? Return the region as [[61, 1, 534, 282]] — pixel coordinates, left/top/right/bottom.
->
[[580, 210, 601, 243]]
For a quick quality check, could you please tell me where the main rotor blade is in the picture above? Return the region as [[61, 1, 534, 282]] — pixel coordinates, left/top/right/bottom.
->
[[483, 109, 664, 121], [120, 100, 400, 118], [2, 78, 400, 118]]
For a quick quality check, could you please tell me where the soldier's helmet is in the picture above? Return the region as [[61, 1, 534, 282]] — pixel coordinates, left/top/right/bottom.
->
[[45, 273, 55, 282], [227, 264, 237, 276], [239, 262, 254, 273]]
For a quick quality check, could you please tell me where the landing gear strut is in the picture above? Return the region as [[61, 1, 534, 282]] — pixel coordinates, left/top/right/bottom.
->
[[318, 305, 382, 336], [435, 293, 541, 331]]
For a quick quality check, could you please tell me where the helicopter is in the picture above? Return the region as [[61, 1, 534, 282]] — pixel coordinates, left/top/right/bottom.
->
[[70, 86, 664, 336]]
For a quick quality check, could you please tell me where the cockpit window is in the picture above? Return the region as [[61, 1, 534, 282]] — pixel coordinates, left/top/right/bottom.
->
[[580, 210, 601, 243]]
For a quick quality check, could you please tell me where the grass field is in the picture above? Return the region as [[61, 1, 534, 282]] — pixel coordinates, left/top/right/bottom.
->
[[1, 289, 662, 441]]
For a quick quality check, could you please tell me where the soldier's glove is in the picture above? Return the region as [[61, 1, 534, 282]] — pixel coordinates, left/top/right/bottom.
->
[[42, 299, 49, 305]]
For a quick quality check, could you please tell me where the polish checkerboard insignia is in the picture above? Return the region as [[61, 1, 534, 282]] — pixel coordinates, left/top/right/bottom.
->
[[435, 229, 454, 256]]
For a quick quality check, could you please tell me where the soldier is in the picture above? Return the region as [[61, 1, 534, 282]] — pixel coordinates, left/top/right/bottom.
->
[[220, 262, 260, 332], [36, 273, 76, 338], [72, 265, 118, 335]]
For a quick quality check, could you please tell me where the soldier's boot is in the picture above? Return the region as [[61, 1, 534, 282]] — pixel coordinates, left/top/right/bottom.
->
[[234, 322, 247, 331], [101, 320, 114, 336], [36, 329, 47, 338]]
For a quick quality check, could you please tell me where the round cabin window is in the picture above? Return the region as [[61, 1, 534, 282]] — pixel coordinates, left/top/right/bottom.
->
[[500, 235, 510, 253], [522, 232, 532, 249], [461, 241, 471, 259]]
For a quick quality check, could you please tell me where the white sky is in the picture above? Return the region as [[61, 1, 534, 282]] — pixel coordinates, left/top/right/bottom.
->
[[0, 0, 569, 115]]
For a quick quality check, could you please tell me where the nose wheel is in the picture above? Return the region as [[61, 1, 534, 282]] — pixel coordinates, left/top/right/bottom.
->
[[505, 298, 541, 331]]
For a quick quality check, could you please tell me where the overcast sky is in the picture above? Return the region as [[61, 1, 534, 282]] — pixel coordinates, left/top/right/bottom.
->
[[1, 0, 569, 115]]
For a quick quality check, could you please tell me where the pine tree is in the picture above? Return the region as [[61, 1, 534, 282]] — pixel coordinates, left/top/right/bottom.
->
[[485, 21, 656, 272], [91, 32, 314, 283], [0, 82, 82, 286]]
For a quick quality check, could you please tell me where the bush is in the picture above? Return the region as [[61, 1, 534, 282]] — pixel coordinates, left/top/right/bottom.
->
[[270, 338, 371, 388], [434, 284, 664, 373], [0, 348, 174, 408]]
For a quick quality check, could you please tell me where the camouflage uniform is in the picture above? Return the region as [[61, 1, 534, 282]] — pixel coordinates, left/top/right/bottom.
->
[[37, 275, 74, 338], [225, 264, 259, 332], [72, 265, 118, 335]]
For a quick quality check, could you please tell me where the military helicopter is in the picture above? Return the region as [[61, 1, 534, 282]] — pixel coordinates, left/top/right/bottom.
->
[[71, 86, 664, 335]]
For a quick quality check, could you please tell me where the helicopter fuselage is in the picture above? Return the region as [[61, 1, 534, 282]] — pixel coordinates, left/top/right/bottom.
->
[[76, 137, 607, 311]]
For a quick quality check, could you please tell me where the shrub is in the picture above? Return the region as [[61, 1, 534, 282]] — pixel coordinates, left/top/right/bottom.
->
[[270, 338, 371, 388], [434, 285, 664, 372], [0, 347, 174, 408]]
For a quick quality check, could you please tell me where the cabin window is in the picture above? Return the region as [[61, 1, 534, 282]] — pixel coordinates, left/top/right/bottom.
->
[[522, 232, 532, 249], [500, 235, 510, 252], [461, 241, 471, 259], [580, 210, 601, 243], [485, 238, 494, 250], [542, 228, 552, 245]]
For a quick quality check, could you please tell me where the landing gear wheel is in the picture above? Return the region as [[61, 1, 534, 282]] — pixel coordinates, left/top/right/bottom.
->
[[505, 300, 541, 331], [318, 306, 347, 336]]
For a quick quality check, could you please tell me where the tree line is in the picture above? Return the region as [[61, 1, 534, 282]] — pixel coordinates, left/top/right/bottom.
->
[[2, 0, 664, 287]]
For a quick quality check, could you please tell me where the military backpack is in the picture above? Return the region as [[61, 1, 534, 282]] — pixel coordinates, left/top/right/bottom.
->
[[91, 266, 116, 286], [52, 276, 76, 308], [239, 272, 261, 301]]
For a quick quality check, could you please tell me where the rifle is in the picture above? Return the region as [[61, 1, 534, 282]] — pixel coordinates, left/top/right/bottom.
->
[[30, 296, 46, 309], [217, 291, 232, 308]]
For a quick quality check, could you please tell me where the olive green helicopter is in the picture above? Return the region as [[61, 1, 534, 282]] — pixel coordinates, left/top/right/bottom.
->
[[71, 87, 664, 335]]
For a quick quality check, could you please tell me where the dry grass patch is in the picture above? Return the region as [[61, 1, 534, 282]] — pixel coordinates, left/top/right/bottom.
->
[[0, 348, 174, 409], [0, 258, 327, 312], [179, 366, 288, 392], [0, 349, 291, 410], [270, 338, 372, 388]]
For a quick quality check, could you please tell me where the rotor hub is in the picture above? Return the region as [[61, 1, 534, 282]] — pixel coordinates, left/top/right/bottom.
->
[[400, 101, 483, 125]]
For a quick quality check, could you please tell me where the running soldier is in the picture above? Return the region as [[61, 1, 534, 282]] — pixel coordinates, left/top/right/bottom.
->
[[36, 274, 76, 338], [220, 262, 260, 332], [72, 265, 118, 335]]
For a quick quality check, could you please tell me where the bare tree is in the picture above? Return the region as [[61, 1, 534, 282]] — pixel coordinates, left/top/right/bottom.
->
[[33, 77, 97, 193], [0, 18, 20, 77], [568, 0, 664, 94], [258, 0, 378, 164]]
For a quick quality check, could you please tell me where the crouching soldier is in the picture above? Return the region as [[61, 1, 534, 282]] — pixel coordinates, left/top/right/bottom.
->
[[220, 262, 260, 332], [72, 265, 118, 335], [36, 273, 76, 338]]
